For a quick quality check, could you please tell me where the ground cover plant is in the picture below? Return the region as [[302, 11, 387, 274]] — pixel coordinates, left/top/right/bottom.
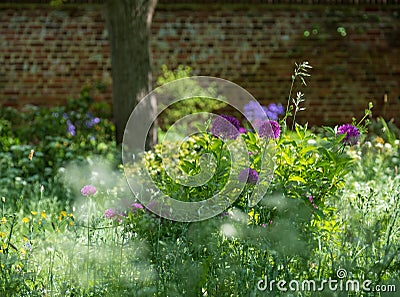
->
[[0, 64, 399, 296]]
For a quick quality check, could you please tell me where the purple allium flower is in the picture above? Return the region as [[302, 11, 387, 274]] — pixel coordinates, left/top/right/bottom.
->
[[211, 114, 241, 140], [131, 203, 144, 211], [258, 120, 280, 139], [238, 168, 259, 185], [239, 127, 247, 134], [66, 120, 76, 136], [80, 185, 97, 197], [104, 208, 117, 219], [337, 124, 360, 145]]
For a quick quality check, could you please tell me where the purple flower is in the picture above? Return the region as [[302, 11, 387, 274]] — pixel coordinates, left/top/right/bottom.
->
[[81, 185, 97, 197], [66, 120, 76, 136], [131, 203, 144, 211], [85, 116, 100, 128], [211, 114, 241, 140], [239, 127, 246, 134], [258, 120, 280, 139], [104, 208, 117, 219], [308, 195, 318, 209], [244, 101, 267, 122], [244, 101, 284, 122], [238, 168, 259, 185], [337, 124, 360, 145]]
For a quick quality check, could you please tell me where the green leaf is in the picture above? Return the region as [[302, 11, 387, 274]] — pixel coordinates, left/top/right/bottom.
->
[[288, 176, 306, 183]]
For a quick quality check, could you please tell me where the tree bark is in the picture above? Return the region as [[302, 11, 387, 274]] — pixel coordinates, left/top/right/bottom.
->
[[105, 0, 158, 147]]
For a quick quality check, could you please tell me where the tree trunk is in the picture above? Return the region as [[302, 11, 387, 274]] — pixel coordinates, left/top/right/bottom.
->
[[105, 0, 158, 147]]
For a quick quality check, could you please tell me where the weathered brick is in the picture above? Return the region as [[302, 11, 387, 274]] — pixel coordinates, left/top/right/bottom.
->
[[0, 2, 399, 126]]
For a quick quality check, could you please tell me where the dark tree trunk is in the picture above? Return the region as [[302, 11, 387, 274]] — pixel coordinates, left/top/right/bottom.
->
[[105, 0, 158, 147]]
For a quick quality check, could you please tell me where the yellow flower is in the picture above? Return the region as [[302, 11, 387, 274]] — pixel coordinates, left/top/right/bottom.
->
[[0, 249, 3, 254], [31, 211, 38, 216], [23, 237, 28, 242], [375, 136, 385, 144], [22, 217, 30, 224], [60, 211, 67, 217], [41, 211, 47, 219], [0, 217, 6, 224], [69, 221, 74, 226], [0, 232, 6, 238], [68, 213, 74, 218]]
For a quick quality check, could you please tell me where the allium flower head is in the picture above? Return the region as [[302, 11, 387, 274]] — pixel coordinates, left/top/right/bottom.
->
[[211, 114, 241, 140], [337, 124, 360, 145], [81, 185, 97, 197], [238, 168, 259, 185], [104, 208, 117, 219], [131, 203, 144, 211], [258, 120, 281, 139]]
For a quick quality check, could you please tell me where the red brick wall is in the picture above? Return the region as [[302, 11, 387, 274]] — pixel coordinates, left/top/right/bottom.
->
[[1, 2, 399, 126]]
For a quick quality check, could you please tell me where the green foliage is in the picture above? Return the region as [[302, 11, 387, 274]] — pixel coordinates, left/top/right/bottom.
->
[[0, 86, 116, 207], [1, 64, 399, 296], [156, 65, 226, 130]]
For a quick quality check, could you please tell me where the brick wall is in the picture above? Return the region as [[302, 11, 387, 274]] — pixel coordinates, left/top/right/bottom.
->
[[1, 2, 399, 126]]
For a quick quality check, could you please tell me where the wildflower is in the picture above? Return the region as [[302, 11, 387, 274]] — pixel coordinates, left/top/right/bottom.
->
[[25, 242, 32, 252], [69, 221, 74, 226], [337, 124, 360, 145], [264, 103, 285, 120], [258, 120, 281, 139], [261, 223, 267, 228], [0, 217, 6, 224], [80, 185, 97, 197], [31, 211, 38, 216], [211, 114, 241, 140], [131, 203, 144, 211], [60, 211, 67, 217], [22, 217, 30, 224], [85, 116, 101, 128], [239, 127, 247, 134], [308, 195, 318, 209], [104, 208, 117, 219], [238, 168, 259, 185], [66, 120, 76, 136], [0, 232, 6, 238], [28, 149, 34, 161], [244, 101, 267, 122], [244, 101, 284, 122], [41, 211, 47, 219]]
